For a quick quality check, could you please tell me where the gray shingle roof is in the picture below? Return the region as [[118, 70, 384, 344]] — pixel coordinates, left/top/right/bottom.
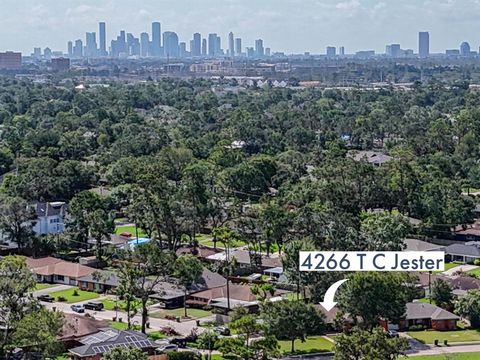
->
[[405, 302, 459, 321], [445, 243, 480, 257]]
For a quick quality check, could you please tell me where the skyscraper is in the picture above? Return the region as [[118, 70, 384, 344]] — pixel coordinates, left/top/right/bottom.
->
[[85, 32, 97, 57], [326, 46, 336, 57], [99, 22, 107, 56], [419, 32, 429, 58], [215, 36, 222, 55], [140, 32, 150, 57], [163, 31, 179, 58], [179, 42, 187, 58], [235, 38, 242, 56], [202, 38, 207, 56], [208, 33, 217, 56], [67, 41, 73, 57], [228, 32, 234, 57], [339, 46, 345, 56], [152, 22, 162, 57], [255, 39, 264, 57], [460, 41, 471, 56], [192, 33, 201, 57], [73, 39, 83, 58]]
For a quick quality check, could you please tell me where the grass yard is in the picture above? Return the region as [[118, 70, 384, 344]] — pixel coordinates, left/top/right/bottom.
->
[[109, 321, 141, 331], [49, 287, 99, 304], [278, 336, 334, 355], [101, 298, 142, 311], [405, 353, 480, 359], [467, 267, 480, 277], [407, 329, 480, 344], [115, 225, 147, 238], [150, 307, 212, 319], [34, 283, 56, 291]]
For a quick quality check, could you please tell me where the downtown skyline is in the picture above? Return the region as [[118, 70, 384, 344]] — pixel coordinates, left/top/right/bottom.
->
[[3, 0, 480, 55]]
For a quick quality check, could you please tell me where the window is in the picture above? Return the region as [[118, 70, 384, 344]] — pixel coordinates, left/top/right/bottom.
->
[[55, 275, 65, 281]]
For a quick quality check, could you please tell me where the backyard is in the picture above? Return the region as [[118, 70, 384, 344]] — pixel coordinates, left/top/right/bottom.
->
[[49, 287, 100, 304], [277, 336, 334, 354], [115, 225, 147, 238], [407, 329, 480, 344]]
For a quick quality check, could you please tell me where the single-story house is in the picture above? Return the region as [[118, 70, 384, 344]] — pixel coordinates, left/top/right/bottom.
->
[[69, 329, 157, 360], [404, 239, 444, 252], [206, 249, 282, 273], [187, 283, 288, 313], [451, 225, 480, 242], [59, 314, 109, 349], [77, 270, 119, 293], [398, 302, 459, 331], [417, 272, 480, 297], [444, 243, 480, 264], [149, 267, 226, 309], [348, 150, 393, 166], [27, 257, 96, 286]]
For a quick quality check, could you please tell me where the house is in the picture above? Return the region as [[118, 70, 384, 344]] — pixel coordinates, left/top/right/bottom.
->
[[69, 329, 157, 360], [397, 302, 459, 331], [206, 249, 282, 274], [404, 239, 444, 252], [348, 150, 393, 166], [444, 243, 480, 263], [27, 257, 96, 286], [31, 202, 66, 235], [187, 283, 288, 313], [149, 267, 226, 309], [77, 270, 119, 293], [59, 314, 109, 349]]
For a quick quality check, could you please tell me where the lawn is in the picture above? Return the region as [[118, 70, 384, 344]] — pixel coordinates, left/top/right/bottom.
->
[[467, 267, 480, 277], [49, 287, 100, 304], [34, 283, 56, 291], [405, 353, 480, 359], [150, 307, 212, 319], [109, 321, 141, 331], [278, 336, 334, 354], [101, 298, 141, 311], [407, 329, 480, 344], [115, 225, 147, 238]]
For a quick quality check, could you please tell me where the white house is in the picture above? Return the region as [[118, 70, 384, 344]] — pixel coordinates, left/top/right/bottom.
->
[[31, 202, 66, 235]]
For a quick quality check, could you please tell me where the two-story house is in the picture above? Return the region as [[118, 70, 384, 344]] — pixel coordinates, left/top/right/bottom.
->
[[31, 201, 66, 235]]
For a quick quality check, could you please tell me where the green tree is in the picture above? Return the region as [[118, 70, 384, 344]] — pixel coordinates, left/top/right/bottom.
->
[[334, 327, 408, 360], [116, 264, 141, 329], [11, 308, 64, 358], [337, 272, 416, 329], [103, 346, 147, 360], [174, 254, 204, 317], [0, 195, 37, 250], [359, 211, 410, 251], [455, 289, 480, 328], [261, 299, 326, 353], [431, 279, 454, 310]]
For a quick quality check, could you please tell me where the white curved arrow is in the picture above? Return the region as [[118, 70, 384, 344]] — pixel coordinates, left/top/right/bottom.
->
[[320, 279, 348, 311]]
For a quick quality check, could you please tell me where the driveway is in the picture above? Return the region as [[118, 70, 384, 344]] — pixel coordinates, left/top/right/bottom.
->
[[407, 343, 480, 356], [32, 284, 74, 297], [443, 264, 478, 276]]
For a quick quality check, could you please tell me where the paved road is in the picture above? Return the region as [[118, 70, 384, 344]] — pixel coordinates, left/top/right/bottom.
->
[[407, 344, 480, 356], [41, 298, 203, 336]]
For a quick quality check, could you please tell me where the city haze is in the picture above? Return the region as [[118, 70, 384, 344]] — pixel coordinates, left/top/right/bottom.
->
[[3, 0, 480, 54]]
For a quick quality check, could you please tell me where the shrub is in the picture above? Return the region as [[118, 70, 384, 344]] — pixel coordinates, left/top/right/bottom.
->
[[475, 259, 480, 266], [73, 289, 79, 296], [409, 324, 426, 331], [57, 296, 67, 302], [167, 352, 201, 360]]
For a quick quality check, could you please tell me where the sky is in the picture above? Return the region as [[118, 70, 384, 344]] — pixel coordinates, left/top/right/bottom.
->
[[2, 0, 480, 55]]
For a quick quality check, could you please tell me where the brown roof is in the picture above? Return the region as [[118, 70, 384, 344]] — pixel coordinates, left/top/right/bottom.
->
[[26, 256, 63, 269], [28, 257, 95, 279], [60, 314, 109, 341], [190, 283, 287, 302], [417, 272, 480, 291]]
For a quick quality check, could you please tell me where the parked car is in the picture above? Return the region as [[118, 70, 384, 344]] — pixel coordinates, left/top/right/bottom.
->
[[71, 304, 85, 313], [214, 326, 231, 336], [83, 301, 104, 311], [387, 330, 399, 338], [157, 344, 178, 353], [169, 337, 187, 348], [37, 294, 55, 302]]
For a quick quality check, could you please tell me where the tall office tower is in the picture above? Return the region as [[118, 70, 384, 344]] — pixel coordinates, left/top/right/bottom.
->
[[99, 22, 107, 56], [265, 48, 271, 57], [179, 42, 187, 58], [208, 33, 217, 56], [152, 22, 162, 56], [201, 38, 207, 56], [460, 41, 471, 56], [85, 32, 98, 57], [215, 36, 222, 55], [140, 32, 150, 57], [127, 33, 140, 56], [111, 31, 127, 57], [67, 41, 73, 57], [246, 47, 254, 58], [255, 39, 264, 57], [44, 47, 52, 60], [192, 33, 201, 56], [73, 39, 83, 58], [339, 46, 345, 56], [235, 38, 242, 56], [32, 47, 41, 59], [326, 46, 336, 57], [163, 31, 179, 58], [418, 32, 429, 58], [228, 32, 235, 57], [386, 44, 401, 57]]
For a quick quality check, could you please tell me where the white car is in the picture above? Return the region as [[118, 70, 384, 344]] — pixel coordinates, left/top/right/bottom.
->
[[157, 344, 178, 353]]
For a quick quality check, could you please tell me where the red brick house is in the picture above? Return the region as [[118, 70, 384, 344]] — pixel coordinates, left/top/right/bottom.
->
[[398, 302, 459, 331]]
